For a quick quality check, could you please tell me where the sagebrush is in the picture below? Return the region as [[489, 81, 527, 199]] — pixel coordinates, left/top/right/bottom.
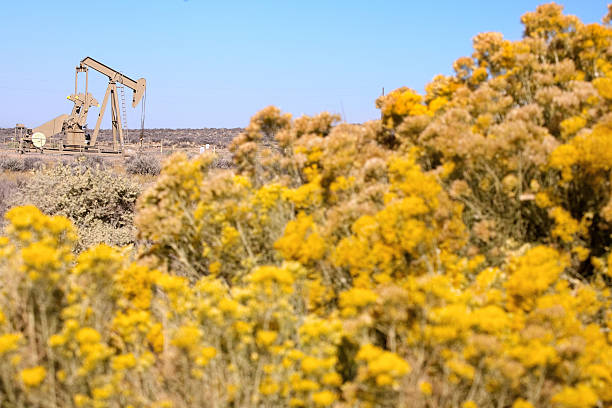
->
[[125, 155, 162, 176], [11, 164, 140, 250]]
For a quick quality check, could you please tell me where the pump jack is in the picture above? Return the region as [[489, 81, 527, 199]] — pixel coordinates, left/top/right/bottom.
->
[[19, 57, 146, 153]]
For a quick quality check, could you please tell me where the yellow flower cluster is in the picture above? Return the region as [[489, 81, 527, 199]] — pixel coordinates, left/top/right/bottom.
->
[[0, 333, 21, 355], [356, 344, 411, 387], [20, 366, 46, 387], [1, 4, 612, 408]]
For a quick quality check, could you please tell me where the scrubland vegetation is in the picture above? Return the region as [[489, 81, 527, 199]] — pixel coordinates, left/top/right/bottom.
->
[[2, 3, 612, 407]]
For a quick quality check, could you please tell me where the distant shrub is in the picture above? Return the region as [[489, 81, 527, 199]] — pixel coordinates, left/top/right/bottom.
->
[[125, 154, 161, 175], [0, 156, 25, 172], [0, 178, 18, 226], [177, 136, 193, 144], [212, 156, 233, 169], [23, 157, 43, 171], [11, 164, 141, 249], [73, 154, 107, 170], [0, 156, 44, 172]]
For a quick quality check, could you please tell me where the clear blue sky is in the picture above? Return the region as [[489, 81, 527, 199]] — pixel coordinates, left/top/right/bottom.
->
[[0, 1, 608, 129]]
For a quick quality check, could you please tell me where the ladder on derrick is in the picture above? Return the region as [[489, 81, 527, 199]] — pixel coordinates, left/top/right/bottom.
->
[[118, 84, 129, 144]]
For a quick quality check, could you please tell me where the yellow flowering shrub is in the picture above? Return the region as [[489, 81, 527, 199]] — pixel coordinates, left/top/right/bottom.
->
[[377, 3, 612, 273], [1, 4, 612, 408]]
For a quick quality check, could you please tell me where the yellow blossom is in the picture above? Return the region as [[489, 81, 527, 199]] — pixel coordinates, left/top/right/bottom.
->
[[512, 399, 534, 408], [74, 394, 89, 407], [259, 379, 279, 395], [376, 373, 394, 386], [0, 333, 21, 355], [419, 381, 433, 395], [147, 323, 164, 353], [275, 213, 326, 264], [549, 207, 580, 243], [322, 372, 342, 386], [447, 359, 475, 381], [551, 383, 598, 408], [312, 390, 336, 406], [20, 366, 46, 387], [339, 288, 378, 316], [48, 334, 66, 347], [290, 398, 305, 407], [256, 330, 278, 347], [111, 353, 137, 371], [505, 246, 566, 304], [560, 116, 586, 139], [76, 327, 101, 344], [92, 384, 114, 400], [171, 325, 202, 350], [196, 346, 217, 366]]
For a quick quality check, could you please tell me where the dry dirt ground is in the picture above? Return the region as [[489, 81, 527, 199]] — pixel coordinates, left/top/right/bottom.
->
[[0, 127, 243, 165], [0, 128, 243, 148]]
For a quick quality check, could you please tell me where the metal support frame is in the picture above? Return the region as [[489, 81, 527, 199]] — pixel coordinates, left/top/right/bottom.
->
[[91, 81, 124, 151]]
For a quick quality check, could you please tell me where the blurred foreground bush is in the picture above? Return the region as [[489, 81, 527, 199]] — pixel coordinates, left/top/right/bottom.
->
[[1, 3, 612, 408], [372, 3, 612, 276]]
